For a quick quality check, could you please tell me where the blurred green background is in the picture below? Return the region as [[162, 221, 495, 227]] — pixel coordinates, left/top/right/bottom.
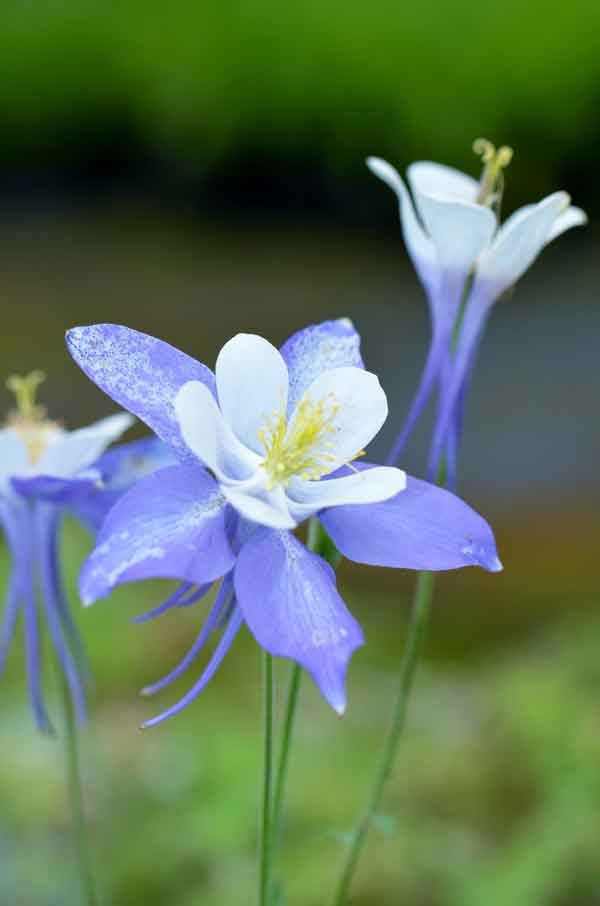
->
[[1, 1, 599, 904]]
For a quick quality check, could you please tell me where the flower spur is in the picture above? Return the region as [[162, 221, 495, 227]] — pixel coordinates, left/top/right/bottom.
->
[[0, 371, 173, 730], [369, 140, 587, 485]]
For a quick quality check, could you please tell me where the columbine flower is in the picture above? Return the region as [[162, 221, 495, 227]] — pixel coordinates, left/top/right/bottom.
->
[[369, 140, 587, 484], [0, 370, 150, 730], [66, 319, 501, 725]]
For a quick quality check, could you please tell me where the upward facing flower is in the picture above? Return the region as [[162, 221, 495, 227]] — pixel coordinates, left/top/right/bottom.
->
[[67, 320, 500, 724], [369, 141, 587, 482], [174, 331, 407, 529], [0, 371, 167, 730]]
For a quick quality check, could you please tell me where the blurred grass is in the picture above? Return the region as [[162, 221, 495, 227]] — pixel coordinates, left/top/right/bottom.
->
[[1, 0, 599, 205], [1, 511, 599, 906]]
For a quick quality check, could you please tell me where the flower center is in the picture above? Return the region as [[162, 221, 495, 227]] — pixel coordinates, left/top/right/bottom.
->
[[5, 371, 62, 465], [473, 138, 513, 209], [258, 391, 344, 488]]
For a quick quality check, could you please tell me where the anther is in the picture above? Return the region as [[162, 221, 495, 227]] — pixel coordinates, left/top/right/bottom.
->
[[6, 370, 47, 422], [473, 137, 514, 207], [5, 370, 62, 465]]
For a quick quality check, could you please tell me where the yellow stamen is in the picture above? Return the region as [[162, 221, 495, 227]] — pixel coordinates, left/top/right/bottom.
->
[[257, 391, 361, 489], [5, 371, 61, 464], [473, 138, 513, 208], [6, 370, 46, 422]]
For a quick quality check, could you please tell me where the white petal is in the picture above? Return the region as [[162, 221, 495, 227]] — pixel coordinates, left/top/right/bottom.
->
[[408, 161, 479, 204], [476, 192, 571, 297], [216, 334, 289, 454], [0, 429, 29, 486], [222, 484, 296, 529], [416, 194, 496, 274], [38, 413, 134, 478], [286, 466, 406, 521], [503, 203, 587, 246], [546, 205, 587, 243], [175, 381, 258, 481], [292, 366, 388, 474], [366, 157, 438, 296]]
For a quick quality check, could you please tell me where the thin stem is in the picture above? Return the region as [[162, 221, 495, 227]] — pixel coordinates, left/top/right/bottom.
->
[[57, 671, 100, 906], [270, 662, 302, 851], [331, 571, 436, 906], [268, 518, 332, 895], [331, 269, 471, 904], [259, 651, 275, 906]]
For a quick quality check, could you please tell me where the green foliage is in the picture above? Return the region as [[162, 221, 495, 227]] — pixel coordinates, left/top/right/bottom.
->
[[370, 813, 398, 838], [1, 523, 599, 905], [0, 0, 599, 197]]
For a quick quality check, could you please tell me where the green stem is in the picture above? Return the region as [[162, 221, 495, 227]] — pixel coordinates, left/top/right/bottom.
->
[[270, 662, 302, 851], [331, 570, 436, 906], [268, 519, 336, 895], [330, 275, 465, 903], [259, 651, 275, 906], [57, 672, 100, 906]]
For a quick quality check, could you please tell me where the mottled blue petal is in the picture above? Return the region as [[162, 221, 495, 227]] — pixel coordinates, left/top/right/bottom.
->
[[80, 464, 235, 604], [280, 319, 364, 414], [234, 528, 364, 714], [66, 324, 216, 461], [319, 466, 501, 573]]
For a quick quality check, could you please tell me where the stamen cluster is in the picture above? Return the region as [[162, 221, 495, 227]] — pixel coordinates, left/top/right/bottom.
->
[[5, 371, 61, 465], [473, 137, 514, 209], [258, 391, 340, 488]]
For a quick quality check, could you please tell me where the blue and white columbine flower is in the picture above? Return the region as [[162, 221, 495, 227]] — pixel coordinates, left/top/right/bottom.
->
[[67, 320, 501, 725], [0, 370, 166, 731], [369, 140, 587, 484]]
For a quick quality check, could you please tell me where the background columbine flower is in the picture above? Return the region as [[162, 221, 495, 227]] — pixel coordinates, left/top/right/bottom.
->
[[369, 141, 587, 486], [67, 320, 501, 726], [0, 371, 168, 731]]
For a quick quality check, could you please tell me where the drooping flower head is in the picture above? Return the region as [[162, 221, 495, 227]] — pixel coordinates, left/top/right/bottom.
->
[[369, 141, 587, 484], [67, 320, 501, 726], [0, 370, 168, 730]]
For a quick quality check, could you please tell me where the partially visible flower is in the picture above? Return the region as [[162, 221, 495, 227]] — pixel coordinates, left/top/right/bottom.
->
[[67, 320, 501, 725], [71, 435, 176, 533], [368, 141, 587, 483], [0, 370, 162, 730]]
